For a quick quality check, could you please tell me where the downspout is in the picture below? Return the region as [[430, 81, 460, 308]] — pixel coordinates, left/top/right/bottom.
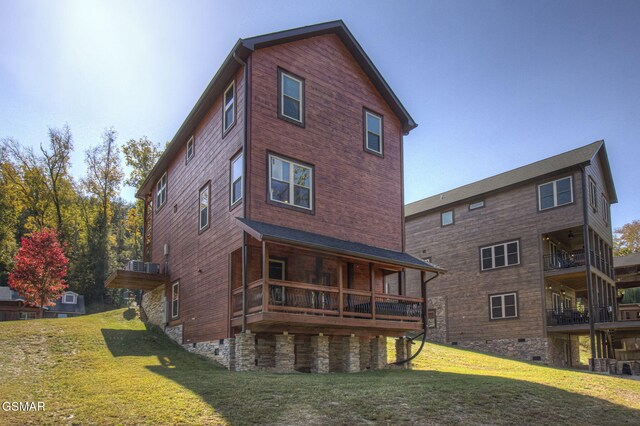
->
[[233, 51, 250, 333], [581, 165, 597, 370], [393, 270, 440, 365]]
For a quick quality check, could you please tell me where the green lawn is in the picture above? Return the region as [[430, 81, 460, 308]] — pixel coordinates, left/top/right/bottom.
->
[[1, 309, 639, 425]]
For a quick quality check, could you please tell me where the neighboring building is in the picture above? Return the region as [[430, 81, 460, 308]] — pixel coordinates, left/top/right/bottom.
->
[[405, 141, 640, 370], [106, 21, 443, 373], [615, 253, 640, 322], [0, 287, 39, 321], [43, 291, 86, 319], [0, 288, 85, 321]]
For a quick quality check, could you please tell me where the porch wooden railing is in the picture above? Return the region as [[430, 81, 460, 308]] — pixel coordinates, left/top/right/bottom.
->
[[232, 279, 423, 322]]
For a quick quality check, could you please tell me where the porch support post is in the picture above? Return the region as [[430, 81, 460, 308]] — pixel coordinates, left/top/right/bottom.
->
[[262, 240, 269, 313], [338, 262, 343, 318], [342, 334, 360, 373], [369, 263, 376, 320], [310, 334, 329, 373], [275, 332, 295, 373], [370, 336, 387, 369], [235, 330, 256, 371], [395, 337, 410, 369]]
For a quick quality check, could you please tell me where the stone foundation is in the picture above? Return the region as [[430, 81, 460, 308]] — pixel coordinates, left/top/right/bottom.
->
[[370, 336, 387, 369], [235, 332, 256, 371], [275, 333, 295, 372], [183, 338, 235, 369], [359, 337, 371, 370], [165, 324, 183, 344], [141, 285, 165, 326], [310, 335, 329, 373], [427, 296, 447, 343], [395, 337, 411, 368], [342, 335, 360, 373], [452, 337, 551, 363]]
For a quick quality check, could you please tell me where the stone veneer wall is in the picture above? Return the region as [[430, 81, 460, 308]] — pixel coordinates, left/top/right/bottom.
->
[[183, 338, 236, 370], [142, 286, 165, 326], [427, 296, 447, 343], [452, 337, 552, 363], [165, 324, 183, 344]]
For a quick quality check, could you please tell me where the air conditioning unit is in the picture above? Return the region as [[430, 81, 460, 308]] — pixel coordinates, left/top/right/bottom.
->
[[145, 263, 160, 274], [127, 260, 145, 272]]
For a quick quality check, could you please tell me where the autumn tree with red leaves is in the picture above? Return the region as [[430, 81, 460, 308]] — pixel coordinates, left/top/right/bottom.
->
[[9, 228, 68, 318]]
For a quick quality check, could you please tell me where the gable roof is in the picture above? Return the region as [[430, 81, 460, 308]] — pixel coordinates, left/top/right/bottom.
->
[[49, 294, 86, 315], [406, 140, 616, 218], [236, 218, 445, 273], [137, 20, 416, 199]]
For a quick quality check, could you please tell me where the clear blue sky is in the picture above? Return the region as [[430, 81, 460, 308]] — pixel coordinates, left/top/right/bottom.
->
[[1, 0, 638, 230]]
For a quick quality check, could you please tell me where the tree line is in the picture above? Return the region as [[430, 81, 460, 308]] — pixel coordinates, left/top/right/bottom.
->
[[0, 125, 161, 308]]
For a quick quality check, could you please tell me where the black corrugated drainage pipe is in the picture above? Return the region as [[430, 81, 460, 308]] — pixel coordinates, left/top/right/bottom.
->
[[392, 271, 440, 365]]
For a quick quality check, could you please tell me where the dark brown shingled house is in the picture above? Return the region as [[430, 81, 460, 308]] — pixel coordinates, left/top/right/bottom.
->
[[106, 21, 443, 373]]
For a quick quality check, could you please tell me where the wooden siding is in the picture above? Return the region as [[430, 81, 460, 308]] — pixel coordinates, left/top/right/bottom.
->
[[247, 34, 404, 252], [405, 169, 585, 342], [148, 67, 246, 344], [586, 152, 613, 245]]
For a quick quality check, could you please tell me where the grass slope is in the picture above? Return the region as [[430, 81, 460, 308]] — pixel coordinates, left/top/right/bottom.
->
[[1, 309, 639, 425]]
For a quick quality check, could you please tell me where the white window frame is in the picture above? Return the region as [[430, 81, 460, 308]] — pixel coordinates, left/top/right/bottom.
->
[[223, 81, 235, 132], [552, 292, 561, 313], [268, 154, 313, 211], [269, 259, 286, 280], [171, 281, 179, 319], [186, 136, 195, 163], [469, 201, 485, 210], [441, 210, 454, 226], [230, 152, 243, 206], [364, 110, 383, 155], [490, 293, 518, 319], [199, 184, 209, 231], [156, 172, 167, 210], [538, 176, 573, 211], [63, 293, 77, 304], [481, 240, 520, 271], [601, 194, 608, 223], [280, 71, 303, 123]]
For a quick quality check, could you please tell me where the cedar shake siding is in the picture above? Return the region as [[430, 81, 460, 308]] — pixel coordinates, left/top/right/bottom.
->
[[248, 34, 404, 252]]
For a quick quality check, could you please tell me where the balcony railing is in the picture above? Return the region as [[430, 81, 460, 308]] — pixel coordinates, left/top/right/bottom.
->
[[543, 249, 586, 272], [547, 306, 615, 326], [232, 279, 423, 322]]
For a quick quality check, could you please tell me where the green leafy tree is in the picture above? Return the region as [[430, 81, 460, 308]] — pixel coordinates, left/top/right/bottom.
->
[[614, 220, 640, 257]]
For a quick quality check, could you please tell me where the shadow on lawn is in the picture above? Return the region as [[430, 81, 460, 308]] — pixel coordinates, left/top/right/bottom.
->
[[101, 327, 640, 425]]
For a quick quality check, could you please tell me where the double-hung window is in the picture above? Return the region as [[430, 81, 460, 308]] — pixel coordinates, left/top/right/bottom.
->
[[269, 154, 313, 211], [490, 293, 518, 319], [601, 194, 608, 223], [171, 281, 179, 319], [278, 69, 304, 124], [230, 153, 243, 206], [538, 176, 572, 210], [441, 210, 454, 226], [223, 82, 235, 133], [481, 240, 520, 270], [364, 110, 383, 155], [156, 173, 167, 210], [199, 183, 210, 232], [588, 177, 598, 212], [186, 136, 194, 163]]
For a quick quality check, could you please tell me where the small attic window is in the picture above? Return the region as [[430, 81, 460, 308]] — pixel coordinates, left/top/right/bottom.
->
[[63, 293, 77, 304]]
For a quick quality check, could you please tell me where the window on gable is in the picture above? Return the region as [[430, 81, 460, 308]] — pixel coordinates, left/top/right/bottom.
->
[[156, 173, 167, 210], [278, 69, 304, 124], [223, 81, 235, 133], [63, 293, 76, 304], [441, 210, 454, 226], [589, 177, 598, 212], [490, 293, 518, 319], [469, 201, 484, 210], [481, 240, 520, 271], [538, 176, 572, 211], [364, 110, 383, 155], [199, 183, 210, 232], [230, 152, 243, 206], [601, 194, 608, 223], [269, 154, 313, 211], [186, 136, 195, 163], [171, 281, 179, 319]]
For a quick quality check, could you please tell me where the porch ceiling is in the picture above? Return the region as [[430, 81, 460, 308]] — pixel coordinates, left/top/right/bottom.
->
[[105, 270, 166, 291], [236, 218, 446, 273]]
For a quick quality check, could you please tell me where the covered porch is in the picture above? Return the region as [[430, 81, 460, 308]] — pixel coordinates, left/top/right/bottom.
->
[[231, 218, 443, 337]]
